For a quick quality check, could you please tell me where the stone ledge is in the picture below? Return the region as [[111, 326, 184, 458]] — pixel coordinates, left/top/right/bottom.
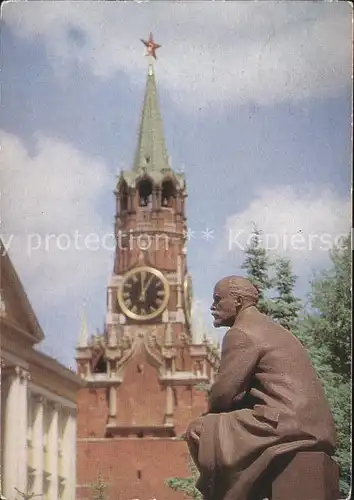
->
[[105, 423, 176, 438], [159, 372, 209, 386], [84, 375, 123, 387]]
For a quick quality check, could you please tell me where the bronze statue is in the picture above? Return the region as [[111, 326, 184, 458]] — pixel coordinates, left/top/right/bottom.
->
[[186, 276, 336, 500]]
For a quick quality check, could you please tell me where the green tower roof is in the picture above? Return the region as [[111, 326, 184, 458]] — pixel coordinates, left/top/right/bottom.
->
[[133, 64, 170, 174], [117, 61, 186, 191]]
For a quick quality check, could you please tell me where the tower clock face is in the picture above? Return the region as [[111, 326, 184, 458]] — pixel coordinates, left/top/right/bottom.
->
[[117, 266, 170, 321], [183, 273, 193, 326]]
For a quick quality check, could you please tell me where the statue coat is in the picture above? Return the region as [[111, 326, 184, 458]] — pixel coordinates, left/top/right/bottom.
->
[[189, 306, 336, 500]]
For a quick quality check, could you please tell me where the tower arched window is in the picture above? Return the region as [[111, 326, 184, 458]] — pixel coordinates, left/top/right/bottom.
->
[[161, 179, 176, 208], [137, 179, 153, 207], [120, 182, 128, 212], [93, 355, 107, 374]]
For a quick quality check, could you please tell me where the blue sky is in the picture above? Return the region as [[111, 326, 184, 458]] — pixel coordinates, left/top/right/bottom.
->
[[0, 1, 352, 367]]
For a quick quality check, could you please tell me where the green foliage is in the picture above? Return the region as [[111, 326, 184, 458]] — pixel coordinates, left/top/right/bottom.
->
[[90, 472, 108, 500], [293, 319, 351, 497], [241, 225, 274, 315], [294, 233, 352, 496], [194, 381, 211, 394], [165, 476, 202, 500], [271, 256, 302, 330], [307, 234, 351, 377], [241, 226, 303, 325], [165, 457, 202, 500]]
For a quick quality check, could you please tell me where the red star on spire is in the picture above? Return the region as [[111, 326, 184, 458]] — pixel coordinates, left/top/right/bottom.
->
[[140, 32, 161, 60]]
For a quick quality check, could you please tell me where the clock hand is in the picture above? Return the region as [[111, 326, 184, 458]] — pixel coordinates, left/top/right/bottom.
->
[[139, 272, 148, 300], [139, 274, 154, 300]]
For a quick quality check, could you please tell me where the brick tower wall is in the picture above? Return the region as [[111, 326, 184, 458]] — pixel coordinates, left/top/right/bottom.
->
[[76, 382, 208, 500], [77, 438, 192, 500]]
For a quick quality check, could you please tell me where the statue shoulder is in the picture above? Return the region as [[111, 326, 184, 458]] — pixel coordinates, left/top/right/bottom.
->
[[222, 326, 256, 349]]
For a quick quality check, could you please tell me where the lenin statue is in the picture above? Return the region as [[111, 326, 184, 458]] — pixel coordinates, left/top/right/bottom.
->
[[186, 276, 336, 500]]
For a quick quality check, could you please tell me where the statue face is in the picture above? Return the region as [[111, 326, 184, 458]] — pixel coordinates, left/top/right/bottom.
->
[[210, 281, 238, 328]]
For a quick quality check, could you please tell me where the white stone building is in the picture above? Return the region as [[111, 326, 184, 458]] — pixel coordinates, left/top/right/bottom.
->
[[0, 241, 83, 499]]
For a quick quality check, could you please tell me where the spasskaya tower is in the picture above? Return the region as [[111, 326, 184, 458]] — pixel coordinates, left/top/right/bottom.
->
[[76, 35, 220, 500]]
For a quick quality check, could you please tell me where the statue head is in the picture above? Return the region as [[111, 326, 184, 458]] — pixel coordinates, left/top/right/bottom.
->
[[210, 275, 259, 327]]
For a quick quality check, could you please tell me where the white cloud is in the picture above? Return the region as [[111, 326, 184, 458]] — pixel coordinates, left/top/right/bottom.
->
[[2, 2, 351, 109], [224, 185, 351, 274], [0, 131, 113, 308], [191, 298, 222, 348]]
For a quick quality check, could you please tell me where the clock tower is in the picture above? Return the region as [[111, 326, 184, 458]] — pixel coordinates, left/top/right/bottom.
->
[[76, 47, 219, 500]]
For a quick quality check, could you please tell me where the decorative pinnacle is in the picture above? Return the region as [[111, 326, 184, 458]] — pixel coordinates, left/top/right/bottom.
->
[[140, 32, 161, 60], [78, 301, 89, 348], [165, 323, 173, 345]]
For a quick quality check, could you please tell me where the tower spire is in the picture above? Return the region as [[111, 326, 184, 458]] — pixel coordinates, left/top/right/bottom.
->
[[133, 35, 170, 174]]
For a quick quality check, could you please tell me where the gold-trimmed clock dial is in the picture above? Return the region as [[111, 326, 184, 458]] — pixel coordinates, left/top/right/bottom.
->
[[183, 273, 193, 326], [117, 266, 170, 321]]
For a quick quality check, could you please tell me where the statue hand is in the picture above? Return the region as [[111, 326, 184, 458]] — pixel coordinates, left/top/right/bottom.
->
[[185, 416, 205, 466], [185, 416, 204, 443]]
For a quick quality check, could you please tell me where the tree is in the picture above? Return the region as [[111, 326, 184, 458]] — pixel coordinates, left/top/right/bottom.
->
[[307, 233, 351, 377], [293, 233, 352, 496], [241, 225, 273, 315], [293, 319, 351, 497], [271, 256, 302, 329]]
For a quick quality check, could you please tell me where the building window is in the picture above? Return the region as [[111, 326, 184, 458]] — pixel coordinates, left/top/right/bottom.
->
[[27, 397, 34, 449], [43, 409, 49, 451], [93, 355, 107, 374], [43, 476, 50, 500], [59, 479, 65, 499], [58, 411, 68, 459], [0, 288, 6, 315], [120, 182, 128, 211], [27, 467, 36, 495]]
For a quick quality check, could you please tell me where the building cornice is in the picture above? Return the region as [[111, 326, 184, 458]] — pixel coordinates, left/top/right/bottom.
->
[[29, 348, 84, 388], [0, 241, 45, 343]]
